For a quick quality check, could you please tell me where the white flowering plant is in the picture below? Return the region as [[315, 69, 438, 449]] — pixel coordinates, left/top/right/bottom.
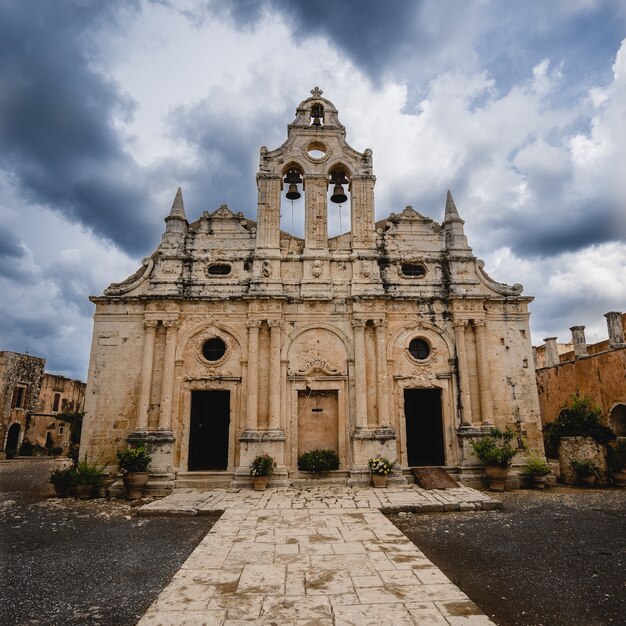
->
[[368, 457, 395, 476], [250, 452, 277, 477]]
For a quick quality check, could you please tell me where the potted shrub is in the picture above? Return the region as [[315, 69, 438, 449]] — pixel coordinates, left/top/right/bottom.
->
[[50, 446, 64, 457], [471, 427, 525, 491], [607, 440, 626, 487], [5, 448, 17, 460], [570, 458, 599, 487], [368, 457, 395, 488], [250, 452, 277, 491], [117, 445, 152, 499], [523, 455, 551, 490], [73, 456, 107, 499], [49, 465, 75, 497], [297, 449, 340, 475]]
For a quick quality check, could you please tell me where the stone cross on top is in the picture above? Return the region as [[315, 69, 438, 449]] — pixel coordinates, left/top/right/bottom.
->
[[310, 86, 323, 97]]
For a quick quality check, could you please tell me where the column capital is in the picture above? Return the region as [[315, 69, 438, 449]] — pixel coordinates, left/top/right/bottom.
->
[[144, 320, 159, 330], [351, 319, 367, 329], [163, 320, 179, 329], [267, 319, 283, 329], [473, 319, 487, 329], [247, 320, 263, 329], [453, 319, 468, 330], [373, 319, 387, 329]]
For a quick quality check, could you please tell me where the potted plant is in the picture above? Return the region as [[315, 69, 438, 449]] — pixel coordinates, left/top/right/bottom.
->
[[49, 465, 75, 497], [368, 457, 395, 488], [607, 440, 626, 487], [117, 445, 152, 499], [73, 455, 107, 498], [250, 452, 277, 490], [570, 458, 599, 487], [471, 427, 525, 491], [297, 449, 340, 475], [522, 455, 551, 490]]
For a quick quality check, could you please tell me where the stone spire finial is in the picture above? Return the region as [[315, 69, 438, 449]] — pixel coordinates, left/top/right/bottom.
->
[[167, 187, 186, 221], [443, 190, 463, 224], [310, 86, 323, 98]]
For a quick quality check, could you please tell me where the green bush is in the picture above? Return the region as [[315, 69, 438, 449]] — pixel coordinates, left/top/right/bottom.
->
[[368, 457, 395, 475], [570, 458, 599, 477], [117, 445, 152, 473], [19, 440, 34, 456], [523, 455, 551, 477], [250, 452, 277, 477], [544, 393, 615, 458], [74, 456, 107, 486], [5, 448, 17, 459], [49, 466, 75, 494], [298, 449, 339, 473], [50, 446, 63, 457], [471, 428, 524, 468]]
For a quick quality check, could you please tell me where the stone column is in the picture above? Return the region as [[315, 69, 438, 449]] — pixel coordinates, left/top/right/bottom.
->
[[158, 320, 179, 430], [543, 337, 559, 367], [256, 174, 282, 249], [453, 321, 473, 426], [373, 320, 389, 427], [268, 320, 282, 431], [352, 319, 368, 430], [350, 175, 376, 249], [245, 320, 262, 431], [303, 175, 328, 250], [136, 320, 158, 430], [474, 321, 494, 425], [605, 311, 625, 348], [570, 325, 588, 358]]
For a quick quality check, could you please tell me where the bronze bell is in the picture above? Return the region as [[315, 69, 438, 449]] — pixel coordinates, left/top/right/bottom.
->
[[330, 183, 347, 204], [311, 115, 322, 127], [284, 169, 302, 200], [286, 183, 301, 200]]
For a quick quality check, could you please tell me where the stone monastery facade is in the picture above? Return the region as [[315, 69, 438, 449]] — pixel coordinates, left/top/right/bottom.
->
[[81, 88, 544, 491]]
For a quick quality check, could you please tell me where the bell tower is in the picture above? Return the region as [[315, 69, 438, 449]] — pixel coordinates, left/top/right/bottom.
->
[[256, 87, 378, 298]]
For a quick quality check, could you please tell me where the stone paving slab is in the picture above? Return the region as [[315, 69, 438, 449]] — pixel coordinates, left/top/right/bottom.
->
[[137, 487, 499, 624], [138, 485, 500, 516], [138, 506, 496, 625]]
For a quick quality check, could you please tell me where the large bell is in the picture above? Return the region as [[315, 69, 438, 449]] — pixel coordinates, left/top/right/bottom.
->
[[286, 183, 301, 200], [330, 183, 347, 204], [284, 169, 302, 200]]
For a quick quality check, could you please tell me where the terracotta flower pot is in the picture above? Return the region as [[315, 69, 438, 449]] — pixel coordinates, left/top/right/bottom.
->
[[53, 483, 68, 498], [579, 474, 597, 487], [74, 483, 95, 499], [123, 472, 150, 500], [371, 474, 388, 488], [252, 476, 268, 491], [533, 476, 547, 490], [612, 470, 626, 487], [484, 466, 508, 491]]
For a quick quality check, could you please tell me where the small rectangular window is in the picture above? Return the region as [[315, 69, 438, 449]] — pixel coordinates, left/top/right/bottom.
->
[[12, 385, 27, 409], [59, 426, 65, 435], [52, 393, 61, 413]]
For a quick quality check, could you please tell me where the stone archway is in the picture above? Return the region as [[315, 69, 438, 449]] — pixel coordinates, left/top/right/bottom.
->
[[6, 423, 21, 452], [609, 403, 626, 437]]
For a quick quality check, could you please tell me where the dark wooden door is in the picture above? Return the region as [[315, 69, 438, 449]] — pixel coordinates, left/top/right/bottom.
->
[[188, 390, 230, 470], [404, 388, 445, 466]]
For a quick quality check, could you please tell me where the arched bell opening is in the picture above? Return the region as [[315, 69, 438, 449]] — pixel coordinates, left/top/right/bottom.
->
[[327, 166, 351, 239], [279, 163, 305, 239], [310, 103, 324, 127]]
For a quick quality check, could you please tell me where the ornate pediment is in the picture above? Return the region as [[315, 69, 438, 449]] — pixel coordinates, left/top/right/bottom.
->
[[288, 354, 346, 377]]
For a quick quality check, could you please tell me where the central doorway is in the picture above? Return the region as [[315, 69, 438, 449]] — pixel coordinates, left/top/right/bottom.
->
[[188, 390, 230, 470], [404, 388, 445, 466], [297, 390, 339, 457]]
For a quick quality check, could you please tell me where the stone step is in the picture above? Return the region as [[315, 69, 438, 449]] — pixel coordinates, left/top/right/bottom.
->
[[175, 471, 233, 489]]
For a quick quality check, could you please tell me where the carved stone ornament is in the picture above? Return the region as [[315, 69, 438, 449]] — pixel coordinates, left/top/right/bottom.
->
[[312, 259, 323, 278], [104, 257, 154, 295], [261, 260, 272, 277], [288, 356, 346, 377], [476, 259, 523, 296]]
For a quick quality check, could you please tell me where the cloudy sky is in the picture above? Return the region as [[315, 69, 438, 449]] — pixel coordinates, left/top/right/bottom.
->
[[1, 0, 625, 381]]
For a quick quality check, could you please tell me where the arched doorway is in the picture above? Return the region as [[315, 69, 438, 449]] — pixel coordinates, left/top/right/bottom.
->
[[610, 404, 626, 437], [6, 423, 21, 452]]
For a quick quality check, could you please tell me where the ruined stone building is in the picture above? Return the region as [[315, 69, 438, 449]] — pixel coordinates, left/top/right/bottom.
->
[[80, 88, 544, 490], [535, 311, 626, 436], [0, 350, 86, 454]]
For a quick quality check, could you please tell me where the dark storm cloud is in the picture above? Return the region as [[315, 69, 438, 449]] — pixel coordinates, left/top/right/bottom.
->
[[212, 0, 423, 82], [0, 0, 160, 255], [0, 224, 29, 279]]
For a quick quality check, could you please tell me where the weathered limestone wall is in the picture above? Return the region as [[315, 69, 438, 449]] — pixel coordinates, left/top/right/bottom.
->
[[558, 436, 607, 484]]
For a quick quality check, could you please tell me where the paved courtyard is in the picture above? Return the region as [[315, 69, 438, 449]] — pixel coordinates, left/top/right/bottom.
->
[[138, 486, 499, 625]]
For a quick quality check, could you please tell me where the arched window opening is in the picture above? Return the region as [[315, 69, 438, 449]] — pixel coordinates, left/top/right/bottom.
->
[[401, 263, 426, 278], [310, 103, 324, 127], [327, 168, 351, 238], [408, 338, 431, 360], [280, 165, 305, 239], [610, 404, 626, 437], [202, 337, 227, 362], [207, 264, 231, 276]]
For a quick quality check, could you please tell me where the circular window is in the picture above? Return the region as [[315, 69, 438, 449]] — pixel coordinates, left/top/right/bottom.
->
[[408, 338, 430, 360], [306, 141, 327, 160], [202, 337, 226, 361]]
